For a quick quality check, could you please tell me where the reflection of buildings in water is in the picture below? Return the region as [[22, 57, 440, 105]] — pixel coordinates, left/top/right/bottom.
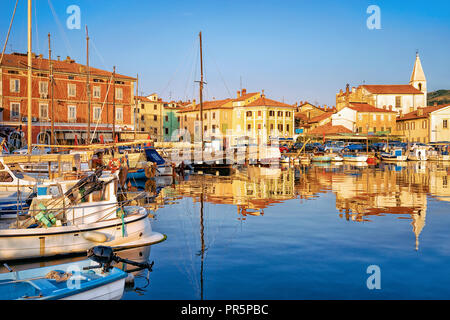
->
[[331, 162, 450, 251], [171, 167, 296, 220]]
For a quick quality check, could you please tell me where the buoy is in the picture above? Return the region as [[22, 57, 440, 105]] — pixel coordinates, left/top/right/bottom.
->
[[125, 273, 135, 289], [82, 231, 109, 243]]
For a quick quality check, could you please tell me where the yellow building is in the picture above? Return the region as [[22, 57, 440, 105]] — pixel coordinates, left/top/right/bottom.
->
[[177, 88, 296, 146], [135, 93, 166, 141], [395, 105, 449, 143]]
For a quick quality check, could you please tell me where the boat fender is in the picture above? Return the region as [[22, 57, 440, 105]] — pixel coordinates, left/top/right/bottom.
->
[[82, 231, 109, 243], [125, 273, 135, 289]]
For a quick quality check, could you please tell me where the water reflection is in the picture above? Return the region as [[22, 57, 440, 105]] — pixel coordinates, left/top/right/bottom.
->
[[158, 162, 450, 252]]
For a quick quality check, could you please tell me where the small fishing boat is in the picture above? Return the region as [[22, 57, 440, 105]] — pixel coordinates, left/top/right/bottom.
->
[[0, 170, 166, 261], [342, 154, 369, 162], [0, 259, 127, 300], [381, 148, 408, 162], [311, 155, 331, 162], [428, 143, 450, 161], [0, 245, 153, 300], [330, 154, 343, 162], [407, 145, 429, 161]]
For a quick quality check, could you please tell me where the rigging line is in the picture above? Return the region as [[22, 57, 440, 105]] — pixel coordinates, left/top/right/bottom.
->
[[210, 50, 232, 98], [34, 0, 40, 55], [90, 74, 114, 143], [90, 37, 107, 70], [161, 37, 197, 97], [47, 0, 73, 56], [0, 0, 19, 66], [182, 38, 199, 101]]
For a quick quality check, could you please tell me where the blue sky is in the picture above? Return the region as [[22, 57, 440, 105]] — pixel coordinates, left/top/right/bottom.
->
[[1, 0, 449, 106]]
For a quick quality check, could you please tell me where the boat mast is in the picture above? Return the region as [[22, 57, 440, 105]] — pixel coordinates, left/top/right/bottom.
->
[[112, 66, 116, 144], [134, 73, 138, 141], [27, 0, 32, 154], [86, 26, 91, 144], [48, 33, 55, 151], [199, 31, 205, 160]]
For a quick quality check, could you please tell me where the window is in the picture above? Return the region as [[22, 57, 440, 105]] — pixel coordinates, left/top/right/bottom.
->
[[154, 104, 157, 110], [39, 104, 48, 119], [196, 114, 199, 120], [246, 111, 252, 117], [68, 105, 77, 120], [39, 81, 48, 95], [93, 86, 101, 98], [116, 107, 123, 121], [269, 110, 275, 117], [286, 111, 291, 117], [165, 128, 169, 134], [247, 124, 251, 131], [177, 116, 180, 123], [278, 124, 283, 132], [395, 96, 402, 107], [115, 88, 123, 100], [277, 111, 283, 117], [212, 125, 217, 133], [380, 114, 384, 121], [93, 106, 102, 121], [212, 112, 216, 120], [258, 111, 262, 117], [444, 120, 448, 129], [154, 115, 157, 121], [11, 102, 20, 119], [165, 115, 169, 122], [68, 83, 76, 97], [10, 79, 20, 93], [270, 124, 274, 131], [287, 124, 290, 132], [154, 128, 158, 134], [204, 113, 207, 120], [257, 124, 261, 130], [184, 115, 187, 121]]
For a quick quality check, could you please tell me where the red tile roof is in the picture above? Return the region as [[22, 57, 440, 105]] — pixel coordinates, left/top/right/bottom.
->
[[347, 102, 396, 113], [234, 92, 260, 102], [178, 98, 233, 113], [397, 105, 450, 121], [1, 53, 135, 80], [309, 122, 352, 135], [362, 85, 423, 94], [308, 111, 334, 123], [246, 97, 293, 108]]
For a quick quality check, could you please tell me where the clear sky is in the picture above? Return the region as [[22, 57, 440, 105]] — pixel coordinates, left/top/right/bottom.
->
[[1, 0, 449, 106]]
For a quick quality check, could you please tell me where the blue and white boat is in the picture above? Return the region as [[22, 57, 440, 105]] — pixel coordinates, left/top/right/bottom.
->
[[0, 259, 127, 300]]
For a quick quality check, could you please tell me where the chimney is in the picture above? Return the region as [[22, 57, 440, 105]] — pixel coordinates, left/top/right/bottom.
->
[[38, 54, 43, 59], [345, 84, 350, 94], [242, 88, 247, 96], [261, 89, 265, 98], [57, 55, 60, 61], [237, 90, 241, 98]]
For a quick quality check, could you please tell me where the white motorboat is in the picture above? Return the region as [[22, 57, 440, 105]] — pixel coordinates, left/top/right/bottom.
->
[[381, 148, 408, 162], [0, 170, 166, 261], [407, 145, 430, 161]]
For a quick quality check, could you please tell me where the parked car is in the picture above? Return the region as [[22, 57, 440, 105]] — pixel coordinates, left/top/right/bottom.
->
[[324, 141, 346, 153]]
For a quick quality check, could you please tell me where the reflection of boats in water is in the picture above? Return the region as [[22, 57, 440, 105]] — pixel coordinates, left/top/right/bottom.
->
[[247, 166, 282, 179]]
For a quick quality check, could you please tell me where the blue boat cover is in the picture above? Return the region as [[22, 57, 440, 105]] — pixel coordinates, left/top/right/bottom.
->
[[345, 144, 363, 151], [144, 147, 166, 165]]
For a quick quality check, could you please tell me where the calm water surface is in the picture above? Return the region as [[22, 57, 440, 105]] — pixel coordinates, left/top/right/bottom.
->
[[123, 162, 450, 300], [5, 162, 450, 299]]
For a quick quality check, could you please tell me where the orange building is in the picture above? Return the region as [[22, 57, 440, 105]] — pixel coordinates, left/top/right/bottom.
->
[[0, 52, 136, 144]]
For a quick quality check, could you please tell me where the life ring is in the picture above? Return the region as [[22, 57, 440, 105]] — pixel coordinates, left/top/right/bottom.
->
[[108, 158, 121, 173]]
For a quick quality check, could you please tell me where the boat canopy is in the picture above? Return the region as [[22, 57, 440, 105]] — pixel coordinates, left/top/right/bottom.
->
[[144, 147, 166, 165]]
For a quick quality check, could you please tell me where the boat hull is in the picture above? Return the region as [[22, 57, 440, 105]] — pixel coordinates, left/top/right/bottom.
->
[[0, 212, 165, 261], [311, 156, 331, 162]]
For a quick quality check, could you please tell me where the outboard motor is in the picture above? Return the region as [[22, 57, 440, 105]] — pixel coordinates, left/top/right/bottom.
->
[[86, 245, 154, 273]]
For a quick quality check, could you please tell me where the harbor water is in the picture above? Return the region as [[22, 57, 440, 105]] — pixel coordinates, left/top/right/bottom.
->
[[4, 162, 450, 299]]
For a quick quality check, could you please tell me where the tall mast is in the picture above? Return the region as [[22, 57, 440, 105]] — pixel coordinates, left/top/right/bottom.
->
[[112, 66, 116, 144], [26, 0, 32, 154], [198, 31, 205, 160], [86, 26, 91, 144], [48, 33, 55, 151], [134, 74, 138, 140]]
